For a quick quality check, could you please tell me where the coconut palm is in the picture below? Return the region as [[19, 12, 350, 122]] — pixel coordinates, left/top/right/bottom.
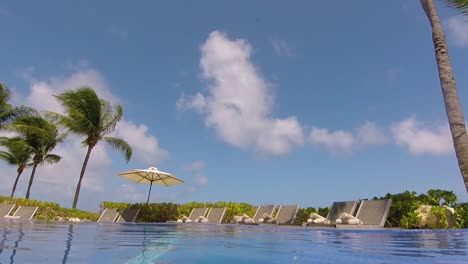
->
[[420, 0, 468, 191], [9, 115, 64, 199], [0, 138, 34, 197], [0, 83, 35, 129], [49, 86, 132, 208]]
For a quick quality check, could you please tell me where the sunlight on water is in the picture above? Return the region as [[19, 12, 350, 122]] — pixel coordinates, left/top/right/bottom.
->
[[0, 221, 466, 263]]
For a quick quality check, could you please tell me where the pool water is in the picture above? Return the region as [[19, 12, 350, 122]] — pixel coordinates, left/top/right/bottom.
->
[[0, 221, 466, 263]]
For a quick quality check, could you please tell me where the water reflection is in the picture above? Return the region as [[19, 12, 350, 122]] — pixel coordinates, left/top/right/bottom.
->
[[0, 221, 25, 264], [0, 221, 467, 263], [62, 224, 73, 264]]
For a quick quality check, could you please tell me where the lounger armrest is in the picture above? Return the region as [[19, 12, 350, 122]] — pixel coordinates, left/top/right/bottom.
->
[[4, 215, 21, 219]]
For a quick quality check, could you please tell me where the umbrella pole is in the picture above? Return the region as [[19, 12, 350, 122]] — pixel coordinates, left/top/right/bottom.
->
[[146, 181, 153, 205]]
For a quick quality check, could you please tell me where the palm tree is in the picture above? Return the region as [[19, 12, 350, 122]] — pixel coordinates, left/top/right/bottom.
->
[[49, 86, 132, 209], [0, 138, 34, 197], [420, 0, 468, 191], [9, 115, 64, 199], [0, 83, 35, 129]]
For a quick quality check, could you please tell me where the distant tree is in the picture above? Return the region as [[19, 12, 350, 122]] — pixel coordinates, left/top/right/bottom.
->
[[49, 86, 132, 208], [420, 0, 468, 191], [0, 138, 33, 197], [8, 115, 65, 199]]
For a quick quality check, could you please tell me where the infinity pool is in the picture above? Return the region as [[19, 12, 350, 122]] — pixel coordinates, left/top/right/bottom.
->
[[0, 221, 466, 263]]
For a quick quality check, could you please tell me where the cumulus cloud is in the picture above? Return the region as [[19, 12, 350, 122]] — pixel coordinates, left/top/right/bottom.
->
[[271, 38, 294, 58], [2, 64, 169, 203], [357, 121, 388, 145], [309, 121, 387, 155], [309, 128, 356, 155], [391, 117, 453, 155], [113, 120, 169, 165], [184, 160, 205, 172], [177, 31, 304, 156], [446, 15, 468, 47]]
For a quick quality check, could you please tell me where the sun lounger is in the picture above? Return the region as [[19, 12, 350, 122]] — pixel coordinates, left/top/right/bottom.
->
[[304, 201, 358, 227], [0, 204, 16, 218], [188, 207, 209, 222], [175, 207, 209, 223], [260, 205, 300, 225], [97, 208, 120, 222], [252, 205, 276, 223], [233, 205, 277, 225], [116, 208, 140, 223], [336, 199, 392, 229], [275, 205, 300, 225], [4, 206, 38, 220], [205, 207, 227, 224]]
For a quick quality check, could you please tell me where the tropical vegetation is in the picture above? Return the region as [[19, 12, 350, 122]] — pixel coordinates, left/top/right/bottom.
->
[[2, 189, 463, 229], [48, 86, 132, 209], [0, 83, 33, 130], [7, 114, 65, 199], [0, 84, 131, 207], [101, 189, 467, 229], [0, 137, 33, 197]]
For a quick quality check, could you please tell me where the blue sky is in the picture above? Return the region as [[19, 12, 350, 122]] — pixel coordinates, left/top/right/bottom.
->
[[1, 0, 468, 211]]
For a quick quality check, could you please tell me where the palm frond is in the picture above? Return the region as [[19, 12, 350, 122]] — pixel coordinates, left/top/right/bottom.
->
[[443, 0, 468, 15], [104, 136, 132, 162], [43, 154, 61, 164], [0, 150, 16, 165], [101, 104, 123, 135], [0, 83, 10, 105]]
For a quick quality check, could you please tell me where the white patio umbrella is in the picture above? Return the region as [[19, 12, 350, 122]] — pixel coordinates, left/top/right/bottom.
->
[[119, 167, 184, 204]]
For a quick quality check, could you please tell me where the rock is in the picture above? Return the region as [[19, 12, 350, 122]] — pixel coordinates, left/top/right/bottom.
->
[[415, 205, 438, 227], [415, 205, 455, 228], [444, 206, 456, 228]]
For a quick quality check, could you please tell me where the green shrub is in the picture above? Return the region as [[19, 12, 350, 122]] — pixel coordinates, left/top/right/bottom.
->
[[295, 207, 317, 224], [454, 202, 468, 228]]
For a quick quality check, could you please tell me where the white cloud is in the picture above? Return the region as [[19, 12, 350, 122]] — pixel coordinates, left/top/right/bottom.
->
[[309, 121, 387, 155], [195, 174, 208, 186], [446, 15, 468, 47], [184, 160, 205, 172], [118, 184, 147, 203], [176, 92, 206, 112], [2, 64, 170, 206], [357, 121, 388, 145], [391, 117, 453, 155], [18, 66, 119, 112], [113, 120, 169, 165], [177, 31, 304, 156], [271, 38, 294, 58], [309, 128, 356, 155]]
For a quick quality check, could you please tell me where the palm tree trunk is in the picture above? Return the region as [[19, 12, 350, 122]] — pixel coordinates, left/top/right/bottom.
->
[[10, 169, 23, 198], [25, 163, 38, 199], [72, 145, 93, 209], [421, 0, 468, 192]]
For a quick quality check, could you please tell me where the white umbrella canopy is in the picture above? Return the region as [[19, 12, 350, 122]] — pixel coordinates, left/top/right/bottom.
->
[[119, 167, 184, 204]]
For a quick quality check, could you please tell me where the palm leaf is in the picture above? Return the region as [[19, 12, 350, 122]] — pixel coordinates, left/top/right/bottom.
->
[[443, 0, 468, 15], [104, 136, 132, 162], [101, 104, 123, 135], [43, 154, 61, 164]]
